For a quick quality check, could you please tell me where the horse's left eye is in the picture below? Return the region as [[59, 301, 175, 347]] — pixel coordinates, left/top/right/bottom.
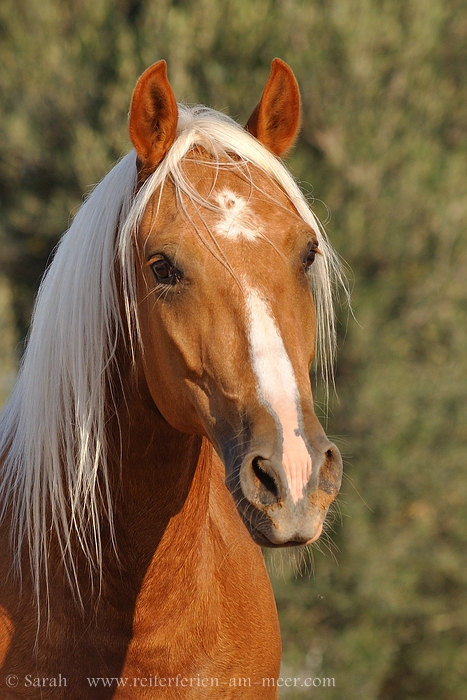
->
[[303, 244, 318, 271], [151, 258, 178, 285]]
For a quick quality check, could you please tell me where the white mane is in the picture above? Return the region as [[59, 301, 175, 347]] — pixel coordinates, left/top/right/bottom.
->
[[0, 104, 346, 605]]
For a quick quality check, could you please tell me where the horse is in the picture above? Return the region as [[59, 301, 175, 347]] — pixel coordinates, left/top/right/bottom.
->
[[0, 59, 344, 698]]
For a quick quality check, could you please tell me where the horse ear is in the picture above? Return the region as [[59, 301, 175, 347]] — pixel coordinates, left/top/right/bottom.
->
[[129, 60, 178, 179], [245, 59, 301, 157]]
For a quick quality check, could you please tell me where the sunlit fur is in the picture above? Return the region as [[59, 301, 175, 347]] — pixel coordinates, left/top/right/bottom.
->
[[0, 103, 346, 611]]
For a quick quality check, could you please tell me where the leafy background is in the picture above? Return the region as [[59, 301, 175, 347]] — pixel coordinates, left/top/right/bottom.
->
[[1, 1, 466, 697]]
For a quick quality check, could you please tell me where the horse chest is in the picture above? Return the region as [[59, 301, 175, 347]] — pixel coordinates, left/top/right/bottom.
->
[[119, 528, 281, 695]]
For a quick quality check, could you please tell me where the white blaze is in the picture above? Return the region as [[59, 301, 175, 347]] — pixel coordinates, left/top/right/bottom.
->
[[246, 287, 312, 503]]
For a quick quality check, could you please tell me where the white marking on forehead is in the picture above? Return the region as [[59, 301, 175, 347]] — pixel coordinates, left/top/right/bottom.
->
[[245, 287, 312, 503], [214, 189, 262, 241]]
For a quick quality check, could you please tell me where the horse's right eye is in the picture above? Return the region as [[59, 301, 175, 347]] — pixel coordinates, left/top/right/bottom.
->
[[151, 258, 178, 285]]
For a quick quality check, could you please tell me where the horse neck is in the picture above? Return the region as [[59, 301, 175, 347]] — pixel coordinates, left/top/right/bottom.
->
[[107, 370, 212, 569]]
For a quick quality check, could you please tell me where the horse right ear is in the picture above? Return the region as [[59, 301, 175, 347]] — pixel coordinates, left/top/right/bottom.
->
[[129, 60, 178, 180]]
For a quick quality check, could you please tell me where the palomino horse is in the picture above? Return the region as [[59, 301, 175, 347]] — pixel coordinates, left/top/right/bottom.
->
[[0, 59, 343, 698]]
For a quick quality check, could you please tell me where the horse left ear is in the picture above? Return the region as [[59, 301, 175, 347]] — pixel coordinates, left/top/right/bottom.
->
[[129, 60, 178, 179], [245, 59, 301, 157]]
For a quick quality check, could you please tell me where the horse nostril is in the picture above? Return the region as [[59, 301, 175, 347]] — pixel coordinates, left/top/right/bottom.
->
[[318, 443, 343, 495], [251, 457, 280, 506]]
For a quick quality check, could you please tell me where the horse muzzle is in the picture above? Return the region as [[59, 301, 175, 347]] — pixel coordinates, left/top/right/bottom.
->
[[233, 439, 343, 547]]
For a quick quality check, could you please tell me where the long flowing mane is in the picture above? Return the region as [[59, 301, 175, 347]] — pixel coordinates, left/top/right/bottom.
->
[[0, 104, 345, 604]]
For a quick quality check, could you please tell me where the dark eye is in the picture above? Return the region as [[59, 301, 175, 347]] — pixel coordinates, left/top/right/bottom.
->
[[150, 258, 179, 285], [303, 244, 318, 271]]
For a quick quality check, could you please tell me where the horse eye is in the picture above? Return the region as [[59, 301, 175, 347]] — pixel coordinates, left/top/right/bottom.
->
[[304, 245, 318, 271], [151, 258, 177, 285]]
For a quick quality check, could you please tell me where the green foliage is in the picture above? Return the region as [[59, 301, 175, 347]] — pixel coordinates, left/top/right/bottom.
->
[[0, 0, 466, 697]]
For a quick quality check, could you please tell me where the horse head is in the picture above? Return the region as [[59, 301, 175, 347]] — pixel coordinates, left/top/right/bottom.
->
[[128, 60, 343, 548]]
